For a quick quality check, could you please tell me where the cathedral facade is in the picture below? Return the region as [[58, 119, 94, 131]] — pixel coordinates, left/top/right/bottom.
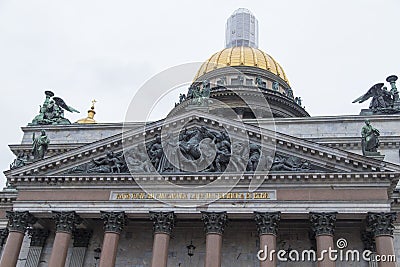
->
[[0, 8, 399, 267]]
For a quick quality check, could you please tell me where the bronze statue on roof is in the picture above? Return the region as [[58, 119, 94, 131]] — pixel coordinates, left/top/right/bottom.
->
[[353, 75, 400, 115], [29, 91, 80, 125]]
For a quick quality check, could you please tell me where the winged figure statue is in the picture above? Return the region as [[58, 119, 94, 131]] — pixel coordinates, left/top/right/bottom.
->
[[352, 83, 393, 110], [30, 90, 80, 125]]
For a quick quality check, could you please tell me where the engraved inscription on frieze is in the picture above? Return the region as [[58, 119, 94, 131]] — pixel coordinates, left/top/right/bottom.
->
[[110, 190, 277, 201]]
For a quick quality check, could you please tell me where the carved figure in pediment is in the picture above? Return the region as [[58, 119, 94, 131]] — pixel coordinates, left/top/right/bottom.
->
[[179, 127, 215, 160], [226, 142, 249, 172], [198, 138, 217, 172], [10, 152, 30, 170], [125, 145, 154, 173], [214, 132, 231, 172], [161, 132, 181, 172], [87, 151, 125, 173], [270, 155, 310, 172], [147, 135, 163, 171], [246, 143, 261, 171]]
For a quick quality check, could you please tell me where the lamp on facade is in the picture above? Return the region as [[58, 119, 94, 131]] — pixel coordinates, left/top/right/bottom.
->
[[187, 241, 196, 257]]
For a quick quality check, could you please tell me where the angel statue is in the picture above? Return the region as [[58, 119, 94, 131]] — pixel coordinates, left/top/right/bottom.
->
[[352, 83, 393, 111], [29, 91, 79, 125]]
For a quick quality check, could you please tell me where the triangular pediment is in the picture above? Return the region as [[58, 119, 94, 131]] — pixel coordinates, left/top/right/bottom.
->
[[5, 110, 400, 179]]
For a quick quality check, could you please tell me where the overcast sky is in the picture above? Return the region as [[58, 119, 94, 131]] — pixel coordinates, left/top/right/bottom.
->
[[0, 0, 399, 185]]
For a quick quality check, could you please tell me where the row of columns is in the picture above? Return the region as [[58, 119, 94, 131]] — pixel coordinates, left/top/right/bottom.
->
[[0, 211, 397, 267]]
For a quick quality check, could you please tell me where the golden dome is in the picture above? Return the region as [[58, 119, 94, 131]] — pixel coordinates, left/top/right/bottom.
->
[[194, 46, 289, 84]]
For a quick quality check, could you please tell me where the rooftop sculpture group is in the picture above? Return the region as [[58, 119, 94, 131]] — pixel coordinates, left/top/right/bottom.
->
[[175, 80, 212, 108], [30, 91, 79, 125], [187, 80, 211, 106], [353, 75, 399, 114]]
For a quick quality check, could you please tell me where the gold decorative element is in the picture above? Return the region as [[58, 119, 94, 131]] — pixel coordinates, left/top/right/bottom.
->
[[76, 99, 97, 124], [194, 47, 289, 84]]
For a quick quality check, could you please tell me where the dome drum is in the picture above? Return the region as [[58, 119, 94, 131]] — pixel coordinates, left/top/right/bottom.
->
[[184, 64, 308, 118], [209, 90, 309, 118], [192, 65, 292, 98]]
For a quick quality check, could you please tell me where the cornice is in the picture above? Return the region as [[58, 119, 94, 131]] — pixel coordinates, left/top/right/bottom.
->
[[8, 172, 398, 186], [5, 111, 399, 179]]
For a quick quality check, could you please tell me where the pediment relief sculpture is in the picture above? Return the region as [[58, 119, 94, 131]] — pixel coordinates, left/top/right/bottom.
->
[[66, 126, 323, 175]]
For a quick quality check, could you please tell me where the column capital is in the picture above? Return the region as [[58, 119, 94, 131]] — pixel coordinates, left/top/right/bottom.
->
[[367, 212, 397, 237], [6, 211, 37, 233], [100, 211, 127, 234], [52, 211, 82, 234], [254, 211, 281, 236], [73, 229, 93, 247], [28, 228, 49, 247], [309, 212, 337, 236], [361, 230, 376, 252], [201, 211, 228, 235], [149, 211, 176, 235], [0, 228, 8, 247]]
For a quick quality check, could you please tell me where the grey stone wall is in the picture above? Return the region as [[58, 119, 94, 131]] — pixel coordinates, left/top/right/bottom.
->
[[20, 123, 127, 145]]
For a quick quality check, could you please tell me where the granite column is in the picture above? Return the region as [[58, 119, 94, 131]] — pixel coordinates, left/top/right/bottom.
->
[[254, 211, 281, 267], [367, 212, 397, 267], [99, 211, 126, 267], [309, 212, 337, 267], [201, 211, 228, 267], [0, 211, 37, 267], [149, 211, 176, 267], [48, 211, 82, 267]]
